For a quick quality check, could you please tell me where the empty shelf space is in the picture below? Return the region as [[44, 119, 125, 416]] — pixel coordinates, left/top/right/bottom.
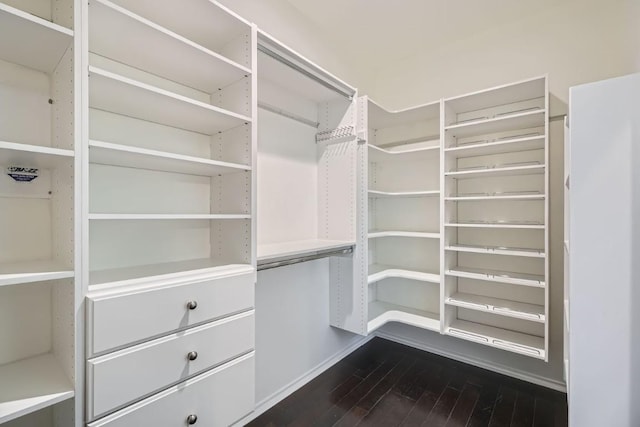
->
[[445, 221, 545, 230], [0, 3, 73, 73], [88, 66, 251, 135], [368, 264, 439, 285], [445, 164, 545, 179], [368, 99, 440, 129], [369, 190, 440, 198], [445, 135, 545, 158], [445, 109, 545, 139], [0, 354, 74, 424], [90, 0, 250, 93], [89, 140, 250, 176], [368, 230, 440, 239], [88, 214, 250, 220], [445, 192, 544, 201], [0, 141, 74, 168], [446, 320, 545, 359], [368, 143, 439, 163], [445, 244, 545, 258], [446, 267, 545, 288], [257, 239, 355, 264], [0, 260, 74, 287], [89, 260, 253, 289], [446, 293, 545, 323], [368, 301, 440, 334]]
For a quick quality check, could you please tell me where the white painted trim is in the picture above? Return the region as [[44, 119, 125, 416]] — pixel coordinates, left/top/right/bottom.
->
[[233, 335, 372, 426], [374, 331, 566, 393]]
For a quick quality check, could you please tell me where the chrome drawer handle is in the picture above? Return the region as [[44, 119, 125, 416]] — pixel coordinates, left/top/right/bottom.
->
[[186, 301, 198, 310], [187, 351, 198, 361], [186, 414, 198, 425]]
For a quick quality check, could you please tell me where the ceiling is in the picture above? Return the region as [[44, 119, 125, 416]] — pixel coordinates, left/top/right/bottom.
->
[[284, 0, 566, 68]]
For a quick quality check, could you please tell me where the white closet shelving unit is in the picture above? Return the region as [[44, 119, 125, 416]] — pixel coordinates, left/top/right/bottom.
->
[[83, 2, 257, 426], [442, 76, 549, 360], [85, 0, 255, 290], [256, 31, 358, 269], [334, 99, 442, 335], [0, 0, 80, 425]]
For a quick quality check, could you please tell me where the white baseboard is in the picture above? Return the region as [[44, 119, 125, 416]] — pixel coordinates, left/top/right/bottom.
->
[[375, 331, 567, 393], [234, 335, 373, 426]]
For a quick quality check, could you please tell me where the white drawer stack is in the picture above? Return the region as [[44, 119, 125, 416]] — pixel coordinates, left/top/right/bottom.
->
[[86, 270, 255, 426]]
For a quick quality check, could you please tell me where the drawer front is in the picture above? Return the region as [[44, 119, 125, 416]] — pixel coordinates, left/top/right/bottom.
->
[[88, 271, 254, 355], [88, 353, 255, 427], [87, 311, 254, 421]]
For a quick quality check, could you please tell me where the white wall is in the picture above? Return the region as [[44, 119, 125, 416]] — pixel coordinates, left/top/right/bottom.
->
[[370, 0, 637, 109], [365, 0, 638, 388]]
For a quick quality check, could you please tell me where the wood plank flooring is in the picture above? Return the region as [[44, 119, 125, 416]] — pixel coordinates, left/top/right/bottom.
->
[[247, 338, 567, 427]]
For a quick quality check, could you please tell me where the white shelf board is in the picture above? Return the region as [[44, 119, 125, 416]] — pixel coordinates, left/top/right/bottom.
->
[[0, 354, 74, 424], [445, 135, 545, 159], [257, 239, 354, 263], [368, 230, 440, 240], [446, 109, 545, 139], [445, 193, 544, 201], [368, 264, 439, 285], [446, 292, 545, 323], [445, 164, 545, 179], [446, 319, 545, 360], [0, 260, 74, 287], [90, 0, 250, 93], [88, 66, 250, 135], [444, 77, 546, 114], [368, 99, 440, 129], [564, 299, 570, 332], [368, 143, 439, 164], [0, 141, 74, 169], [88, 214, 249, 220], [368, 301, 440, 334], [445, 222, 545, 230], [446, 266, 545, 288], [89, 140, 250, 176], [564, 240, 570, 253], [89, 260, 253, 289], [369, 190, 440, 198], [445, 244, 545, 258], [117, 0, 251, 51], [0, 3, 73, 74]]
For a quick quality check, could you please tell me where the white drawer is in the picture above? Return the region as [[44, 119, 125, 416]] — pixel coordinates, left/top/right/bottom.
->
[[87, 270, 254, 355], [87, 311, 254, 421], [88, 352, 255, 427]]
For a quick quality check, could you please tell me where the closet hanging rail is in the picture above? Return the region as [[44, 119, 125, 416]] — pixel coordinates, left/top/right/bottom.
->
[[258, 102, 320, 128], [257, 44, 353, 100], [257, 247, 353, 271]]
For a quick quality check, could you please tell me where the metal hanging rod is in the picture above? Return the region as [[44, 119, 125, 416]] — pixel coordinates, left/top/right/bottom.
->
[[258, 102, 320, 128], [257, 247, 354, 271], [257, 44, 354, 100]]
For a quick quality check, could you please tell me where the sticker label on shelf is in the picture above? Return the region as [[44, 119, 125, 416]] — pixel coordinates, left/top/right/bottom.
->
[[7, 167, 39, 182]]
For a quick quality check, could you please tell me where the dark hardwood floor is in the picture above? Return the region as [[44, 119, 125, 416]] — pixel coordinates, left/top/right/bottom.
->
[[247, 337, 567, 427]]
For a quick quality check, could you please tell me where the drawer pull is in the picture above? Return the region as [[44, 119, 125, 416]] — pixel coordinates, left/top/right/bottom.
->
[[187, 414, 198, 425], [186, 301, 198, 310], [187, 351, 198, 361]]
